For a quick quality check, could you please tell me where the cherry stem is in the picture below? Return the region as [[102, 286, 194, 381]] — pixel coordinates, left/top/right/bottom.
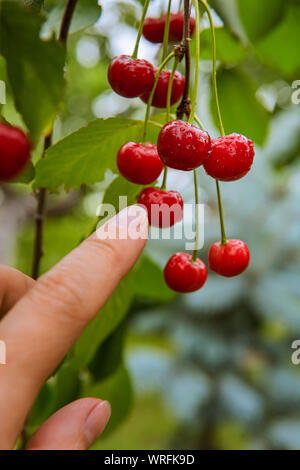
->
[[199, 0, 227, 245], [162, 0, 172, 61], [199, 0, 225, 136], [194, 113, 205, 130], [160, 56, 179, 192], [160, 167, 168, 191], [216, 180, 227, 245], [188, 0, 200, 124], [167, 57, 179, 123], [148, 120, 163, 129], [192, 169, 200, 262], [194, 129, 227, 246], [142, 51, 175, 142], [132, 0, 151, 59]]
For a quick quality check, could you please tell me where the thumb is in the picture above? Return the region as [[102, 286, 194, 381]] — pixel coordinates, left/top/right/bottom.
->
[[26, 398, 111, 450]]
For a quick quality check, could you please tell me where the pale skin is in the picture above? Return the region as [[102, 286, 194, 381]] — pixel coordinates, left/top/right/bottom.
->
[[0, 205, 148, 450]]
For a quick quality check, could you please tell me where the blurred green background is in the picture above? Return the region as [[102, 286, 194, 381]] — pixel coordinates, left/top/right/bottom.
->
[[2, 0, 300, 450]]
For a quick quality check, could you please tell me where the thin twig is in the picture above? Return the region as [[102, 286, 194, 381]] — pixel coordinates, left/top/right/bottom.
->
[[31, 0, 78, 281], [31, 136, 51, 280], [59, 0, 78, 46], [176, 0, 191, 119]]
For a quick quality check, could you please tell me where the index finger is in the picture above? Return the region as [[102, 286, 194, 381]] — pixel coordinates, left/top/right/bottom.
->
[[0, 205, 148, 449]]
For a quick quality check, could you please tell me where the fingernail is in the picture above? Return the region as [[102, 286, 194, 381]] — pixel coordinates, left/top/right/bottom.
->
[[84, 400, 111, 447], [94, 204, 148, 240]]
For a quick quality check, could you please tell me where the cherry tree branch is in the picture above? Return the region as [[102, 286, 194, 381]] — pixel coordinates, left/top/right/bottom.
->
[[176, 0, 191, 119], [31, 0, 78, 280]]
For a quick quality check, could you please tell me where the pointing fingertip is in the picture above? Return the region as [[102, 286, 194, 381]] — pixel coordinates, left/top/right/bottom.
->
[[93, 204, 148, 241], [114, 204, 148, 228]]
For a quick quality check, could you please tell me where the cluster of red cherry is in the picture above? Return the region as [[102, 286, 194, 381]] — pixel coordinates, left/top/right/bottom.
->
[[108, 12, 193, 107], [108, 8, 254, 294]]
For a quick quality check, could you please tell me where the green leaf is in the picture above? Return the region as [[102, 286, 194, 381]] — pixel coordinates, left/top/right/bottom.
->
[[207, 0, 247, 41], [53, 364, 81, 411], [28, 364, 80, 427], [192, 27, 246, 64], [71, 276, 133, 370], [22, 0, 44, 12], [202, 28, 246, 63], [34, 118, 146, 191], [102, 175, 145, 210], [83, 364, 133, 436], [211, 68, 270, 145], [133, 256, 176, 303], [0, 0, 65, 143], [42, 0, 101, 38], [256, 4, 300, 77], [89, 319, 127, 382], [28, 381, 57, 427], [237, 0, 285, 42]]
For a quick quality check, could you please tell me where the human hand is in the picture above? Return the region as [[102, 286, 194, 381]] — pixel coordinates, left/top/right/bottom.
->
[[0, 205, 148, 450]]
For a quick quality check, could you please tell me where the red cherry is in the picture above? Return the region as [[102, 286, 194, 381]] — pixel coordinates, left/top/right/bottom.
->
[[142, 17, 165, 43], [140, 69, 185, 108], [138, 187, 183, 228], [204, 133, 255, 181], [0, 123, 31, 182], [164, 252, 207, 293], [117, 142, 164, 185], [108, 55, 155, 98], [157, 120, 211, 171], [142, 12, 195, 43], [208, 239, 250, 277], [169, 11, 196, 42]]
